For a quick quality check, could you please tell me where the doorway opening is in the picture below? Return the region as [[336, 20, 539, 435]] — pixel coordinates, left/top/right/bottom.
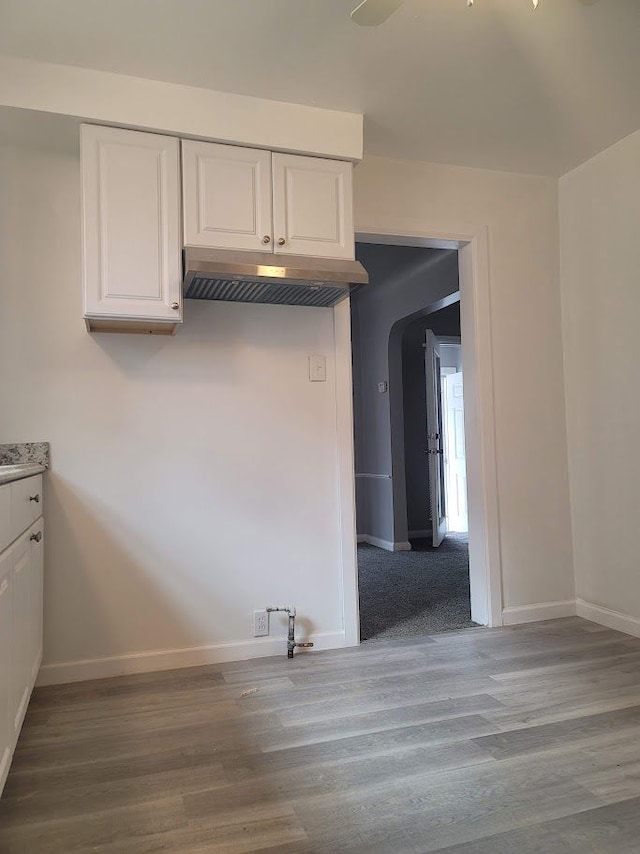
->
[[350, 242, 474, 640]]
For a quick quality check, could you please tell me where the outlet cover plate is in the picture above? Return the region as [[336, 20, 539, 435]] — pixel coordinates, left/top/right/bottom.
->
[[253, 609, 269, 637]]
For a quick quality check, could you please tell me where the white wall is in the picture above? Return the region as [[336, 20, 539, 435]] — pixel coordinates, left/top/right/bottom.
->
[[560, 129, 640, 630], [0, 114, 577, 681], [0, 113, 344, 680], [355, 156, 574, 612], [0, 56, 363, 161]]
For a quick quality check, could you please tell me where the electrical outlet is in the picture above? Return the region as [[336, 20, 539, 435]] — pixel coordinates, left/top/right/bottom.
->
[[253, 609, 269, 637]]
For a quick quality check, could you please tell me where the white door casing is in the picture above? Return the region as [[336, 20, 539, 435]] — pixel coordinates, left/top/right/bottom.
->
[[443, 372, 469, 533], [182, 140, 273, 251], [335, 223, 503, 639], [425, 330, 448, 547], [272, 153, 354, 259], [81, 124, 182, 322]]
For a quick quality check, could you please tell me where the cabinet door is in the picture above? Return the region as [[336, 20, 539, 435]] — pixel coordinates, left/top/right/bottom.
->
[[272, 154, 354, 260], [11, 533, 31, 738], [182, 141, 273, 251], [10, 475, 42, 543], [81, 124, 182, 323], [0, 485, 9, 554], [28, 522, 44, 687], [0, 549, 12, 795]]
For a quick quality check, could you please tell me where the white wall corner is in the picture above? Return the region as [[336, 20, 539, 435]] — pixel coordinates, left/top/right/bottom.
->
[[502, 600, 577, 626], [0, 55, 363, 161], [576, 599, 640, 639]]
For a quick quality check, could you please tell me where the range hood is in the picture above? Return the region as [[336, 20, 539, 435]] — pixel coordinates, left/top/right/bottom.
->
[[183, 247, 368, 308]]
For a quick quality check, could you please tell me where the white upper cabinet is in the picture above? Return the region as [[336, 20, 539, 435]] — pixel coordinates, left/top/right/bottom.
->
[[81, 125, 182, 333], [272, 153, 354, 260], [182, 141, 273, 252], [181, 142, 354, 261]]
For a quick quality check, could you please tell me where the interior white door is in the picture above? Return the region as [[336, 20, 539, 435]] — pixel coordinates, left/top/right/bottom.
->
[[443, 372, 468, 533], [182, 141, 273, 251], [272, 153, 354, 259], [425, 330, 448, 547]]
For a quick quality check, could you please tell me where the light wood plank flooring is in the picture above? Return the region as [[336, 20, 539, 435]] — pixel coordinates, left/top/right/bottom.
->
[[3, 617, 640, 852]]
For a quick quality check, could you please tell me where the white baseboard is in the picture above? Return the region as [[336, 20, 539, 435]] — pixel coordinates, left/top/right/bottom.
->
[[36, 631, 347, 687], [356, 534, 411, 552], [576, 599, 640, 639], [502, 599, 577, 626]]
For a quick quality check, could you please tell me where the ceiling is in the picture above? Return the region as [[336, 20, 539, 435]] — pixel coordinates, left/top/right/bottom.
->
[[0, 0, 638, 176]]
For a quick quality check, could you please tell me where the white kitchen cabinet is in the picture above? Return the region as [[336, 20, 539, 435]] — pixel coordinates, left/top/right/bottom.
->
[[11, 522, 43, 741], [10, 474, 42, 543], [272, 153, 354, 260], [0, 549, 12, 794], [0, 486, 9, 554], [11, 532, 32, 740], [182, 140, 273, 252], [182, 142, 354, 260], [81, 124, 183, 334], [0, 476, 44, 797]]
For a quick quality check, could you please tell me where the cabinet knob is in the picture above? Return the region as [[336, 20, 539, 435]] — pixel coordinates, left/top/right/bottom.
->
[[29, 494, 40, 503], [171, 302, 180, 310], [277, 238, 286, 246], [30, 531, 42, 543], [262, 235, 271, 244]]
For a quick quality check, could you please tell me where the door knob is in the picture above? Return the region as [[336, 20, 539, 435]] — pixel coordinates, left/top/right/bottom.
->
[[277, 238, 286, 246], [171, 302, 180, 310], [29, 494, 40, 503], [30, 531, 42, 543], [262, 235, 271, 244]]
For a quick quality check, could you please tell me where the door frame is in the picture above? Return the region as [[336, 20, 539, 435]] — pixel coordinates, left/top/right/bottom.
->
[[334, 221, 503, 644]]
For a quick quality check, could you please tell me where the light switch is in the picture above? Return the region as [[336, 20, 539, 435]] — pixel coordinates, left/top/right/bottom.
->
[[377, 381, 388, 394], [309, 355, 327, 382]]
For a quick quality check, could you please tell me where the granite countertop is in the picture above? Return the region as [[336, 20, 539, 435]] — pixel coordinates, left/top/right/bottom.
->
[[0, 443, 49, 486], [0, 463, 47, 486]]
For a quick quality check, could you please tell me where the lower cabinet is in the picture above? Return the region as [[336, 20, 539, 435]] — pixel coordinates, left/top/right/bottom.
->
[[0, 480, 44, 797], [11, 524, 43, 741], [0, 549, 12, 791]]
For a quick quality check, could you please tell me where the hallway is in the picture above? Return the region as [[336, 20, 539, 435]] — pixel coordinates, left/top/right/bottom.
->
[[358, 534, 475, 641]]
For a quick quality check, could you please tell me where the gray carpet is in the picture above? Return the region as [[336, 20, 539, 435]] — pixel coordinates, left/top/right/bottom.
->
[[358, 533, 476, 641]]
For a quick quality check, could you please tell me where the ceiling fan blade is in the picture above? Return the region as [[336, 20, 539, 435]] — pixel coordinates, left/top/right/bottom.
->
[[350, 0, 407, 26]]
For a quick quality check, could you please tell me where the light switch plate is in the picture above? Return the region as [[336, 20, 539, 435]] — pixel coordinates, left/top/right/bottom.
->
[[377, 381, 388, 394], [309, 355, 327, 382]]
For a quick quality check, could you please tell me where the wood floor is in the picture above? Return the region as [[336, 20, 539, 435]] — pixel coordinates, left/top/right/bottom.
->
[[3, 618, 640, 852]]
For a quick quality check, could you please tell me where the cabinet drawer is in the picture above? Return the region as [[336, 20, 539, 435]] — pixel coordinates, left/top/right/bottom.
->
[[10, 476, 43, 542], [0, 486, 9, 554]]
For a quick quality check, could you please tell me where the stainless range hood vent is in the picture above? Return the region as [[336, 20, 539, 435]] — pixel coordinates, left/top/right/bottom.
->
[[183, 247, 368, 308]]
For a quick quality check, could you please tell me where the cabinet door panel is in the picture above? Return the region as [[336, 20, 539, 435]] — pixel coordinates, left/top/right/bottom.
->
[[82, 125, 182, 322], [0, 549, 12, 795], [272, 154, 354, 260], [11, 533, 31, 738], [28, 522, 44, 685], [10, 475, 42, 542], [0, 486, 9, 554], [182, 141, 273, 251]]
